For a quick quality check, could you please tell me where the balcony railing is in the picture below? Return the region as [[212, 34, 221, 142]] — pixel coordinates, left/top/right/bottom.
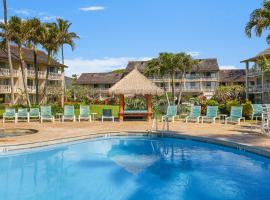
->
[[248, 84, 270, 93], [160, 86, 216, 92], [247, 69, 263, 77], [48, 72, 62, 80], [0, 68, 19, 77], [27, 70, 46, 79], [0, 85, 12, 93], [150, 77, 218, 82]]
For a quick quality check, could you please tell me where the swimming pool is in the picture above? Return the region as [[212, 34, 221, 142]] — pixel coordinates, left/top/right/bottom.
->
[[0, 136, 269, 200]]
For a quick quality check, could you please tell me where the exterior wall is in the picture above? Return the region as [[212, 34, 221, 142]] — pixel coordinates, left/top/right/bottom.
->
[[150, 71, 219, 99], [245, 62, 270, 103], [0, 60, 63, 104]]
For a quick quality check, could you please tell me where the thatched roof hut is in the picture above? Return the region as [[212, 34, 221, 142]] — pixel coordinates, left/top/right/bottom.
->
[[109, 68, 163, 96]]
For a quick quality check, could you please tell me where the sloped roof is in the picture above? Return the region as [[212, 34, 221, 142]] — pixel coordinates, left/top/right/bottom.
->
[[77, 72, 123, 85], [0, 46, 66, 67], [109, 68, 163, 95], [241, 48, 270, 63], [124, 58, 219, 74], [219, 69, 246, 83]]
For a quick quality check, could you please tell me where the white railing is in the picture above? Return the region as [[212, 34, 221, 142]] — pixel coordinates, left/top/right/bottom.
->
[[0, 85, 11, 93], [27, 70, 46, 79], [0, 68, 19, 77], [150, 77, 218, 82], [248, 69, 263, 77], [48, 72, 62, 80]]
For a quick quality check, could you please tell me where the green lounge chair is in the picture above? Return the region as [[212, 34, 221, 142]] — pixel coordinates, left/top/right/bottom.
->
[[3, 108, 17, 123], [78, 105, 91, 122], [162, 106, 177, 122], [252, 104, 263, 123], [17, 108, 29, 122], [102, 109, 114, 122], [62, 105, 76, 122], [40, 106, 54, 123], [201, 106, 218, 124], [29, 108, 40, 121], [185, 106, 201, 123], [225, 106, 245, 125]]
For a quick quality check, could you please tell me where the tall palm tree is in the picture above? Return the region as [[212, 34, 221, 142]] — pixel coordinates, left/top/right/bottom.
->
[[3, 16, 31, 106], [40, 23, 61, 103], [145, 52, 197, 105], [26, 18, 44, 105], [2, 0, 15, 105], [245, 0, 270, 43], [54, 18, 79, 107]]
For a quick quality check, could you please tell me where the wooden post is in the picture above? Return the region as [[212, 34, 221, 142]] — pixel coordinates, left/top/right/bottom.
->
[[146, 94, 152, 121], [245, 62, 249, 100], [119, 94, 124, 122]]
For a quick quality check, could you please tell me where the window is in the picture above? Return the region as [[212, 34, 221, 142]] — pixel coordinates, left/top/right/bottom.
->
[[27, 64, 34, 70], [105, 84, 111, 88], [27, 79, 34, 86], [94, 84, 99, 88]]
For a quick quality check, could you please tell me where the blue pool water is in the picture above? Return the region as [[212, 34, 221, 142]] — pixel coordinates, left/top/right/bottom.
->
[[0, 136, 270, 200]]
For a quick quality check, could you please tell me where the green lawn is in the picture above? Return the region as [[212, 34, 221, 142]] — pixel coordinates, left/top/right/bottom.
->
[[75, 105, 119, 118], [0, 105, 120, 119]]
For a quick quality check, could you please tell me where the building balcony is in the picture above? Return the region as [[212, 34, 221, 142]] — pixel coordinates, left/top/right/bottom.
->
[[161, 86, 216, 93], [248, 84, 270, 93], [150, 77, 218, 83], [27, 70, 46, 79], [247, 69, 263, 77], [0, 68, 19, 78], [48, 72, 62, 80], [0, 85, 15, 93]]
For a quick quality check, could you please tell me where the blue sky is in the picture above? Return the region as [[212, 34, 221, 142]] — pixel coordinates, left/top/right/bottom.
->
[[1, 0, 269, 76]]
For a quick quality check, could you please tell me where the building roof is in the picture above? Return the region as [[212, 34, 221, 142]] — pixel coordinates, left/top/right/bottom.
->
[[219, 69, 246, 83], [241, 48, 270, 63], [77, 72, 123, 85], [0, 46, 66, 67], [109, 68, 163, 96], [124, 58, 219, 74]]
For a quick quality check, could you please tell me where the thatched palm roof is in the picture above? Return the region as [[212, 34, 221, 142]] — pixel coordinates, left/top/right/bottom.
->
[[109, 68, 163, 95]]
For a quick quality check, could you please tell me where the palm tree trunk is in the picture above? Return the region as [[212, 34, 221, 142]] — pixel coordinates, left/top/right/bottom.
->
[[19, 47, 31, 107], [177, 73, 185, 107], [3, 0, 15, 105], [61, 45, 65, 107], [43, 52, 51, 104], [33, 47, 39, 105], [171, 73, 175, 105], [162, 78, 170, 106]]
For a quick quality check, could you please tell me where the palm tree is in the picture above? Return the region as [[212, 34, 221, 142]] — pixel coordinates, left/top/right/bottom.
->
[[3, 16, 31, 106], [145, 52, 197, 105], [26, 18, 44, 105], [245, 0, 270, 43], [40, 23, 61, 103], [54, 18, 79, 107], [2, 0, 15, 105]]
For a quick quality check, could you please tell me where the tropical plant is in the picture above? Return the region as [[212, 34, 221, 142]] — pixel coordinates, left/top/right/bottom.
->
[[145, 52, 197, 105], [213, 85, 245, 104], [245, 0, 270, 44], [1, 0, 15, 105], [54, 18, 79, 107], [40, 22, 61, 103], [26, 18, 44, 104], [226, 99, 241, 114], [243, 100, 253, 119], [2, 16, 31, 106]]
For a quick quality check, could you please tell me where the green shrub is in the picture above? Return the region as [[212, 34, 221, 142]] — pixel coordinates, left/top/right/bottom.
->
[[206, 99, 219, 106], [226, 99, 241, 114], [243, 101, 253, 119]]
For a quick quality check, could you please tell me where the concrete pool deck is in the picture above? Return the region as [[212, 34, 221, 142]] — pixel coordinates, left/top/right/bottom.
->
[[1, 120, 270, 155]]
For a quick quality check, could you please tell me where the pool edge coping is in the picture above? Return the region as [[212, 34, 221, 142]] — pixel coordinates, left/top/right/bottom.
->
[[1, 131, 270, 158]]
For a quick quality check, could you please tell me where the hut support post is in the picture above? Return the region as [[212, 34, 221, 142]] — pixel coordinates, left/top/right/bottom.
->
[[146, 94, 152, 121], [119, 94, 124, 122]]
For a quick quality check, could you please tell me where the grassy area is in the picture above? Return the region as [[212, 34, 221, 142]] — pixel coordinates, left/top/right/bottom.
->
[[0, 105, 120, 119], [75, 105, 119, 118]]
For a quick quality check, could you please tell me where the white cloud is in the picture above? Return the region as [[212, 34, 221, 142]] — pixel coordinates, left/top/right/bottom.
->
[[187, 51, 200, 57], [14, 9, 32, 16], [65, 57, 152, 76], [42, 15, 61, 21], [80, 6, 105, 11], [219, 65, 237, 70]]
